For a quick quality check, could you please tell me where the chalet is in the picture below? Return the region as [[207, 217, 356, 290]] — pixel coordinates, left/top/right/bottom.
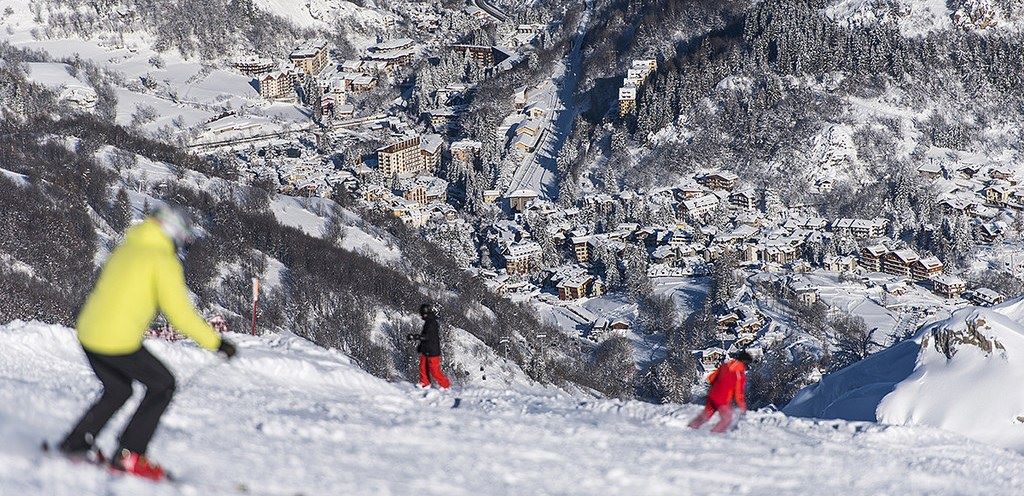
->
[[335, 103, 355, 118], [968, 288, 1005, 306], [760, 240, 799, 265], [517, 118, 544, 137], [881, 249, 920, 278], [789, 260, 813, 273], [525, 101, 548, 119], [680, 194, 719, 217], [451, 140, 483, 162], [393, 203, 430, 227], [859, 244, 889, 272], [502, 241, 542, 275], [483, 189, 501, 204], [398, 176, 448, 205], [788, 281, 819, 305], [513, 130, 542, 152], [513, 86, 529, 109], [350, 75, 377, 92], [464, 5, 491, 21], [917, 162, 942, 180], [977, 222, 1003, 244], [698, 171, 739, 191], [733, 332, 757, 350], [830, 218, 887, 238], [939, 197, 971, 214], [433, 83, 468, 104], [931, 275, 967, 298], [651, 245, 677, 266], [910, 256, 944, 281], [341, 60, 364, 72], [590, 318, 631, 342], [674, 181, 706, 199], [716, 312, 740, 331], [989, 167, 1014, 182], [729, 189, 757, 210], [957, 164, 982, 178], [985, 184, 1010, 206], [427, 108, 457, 130], [557, 274, 603, 300], [698, 347, 728, 369], [258, 71, 294, 101], [451, 44, 498, 66], [508, 189, 539, 212], [824, 255, 858, 273], [883, 281, 909, 296]]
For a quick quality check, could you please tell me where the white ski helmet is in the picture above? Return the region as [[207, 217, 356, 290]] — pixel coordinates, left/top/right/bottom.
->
[[154, 204, 199, 248]]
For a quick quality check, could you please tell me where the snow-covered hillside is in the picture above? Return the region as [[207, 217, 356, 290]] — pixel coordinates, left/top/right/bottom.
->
[[3, 321, 1024, 495], [253, 0, 394, 37], [786, 296, 1024, 451], [823, 0, 1024, 36]]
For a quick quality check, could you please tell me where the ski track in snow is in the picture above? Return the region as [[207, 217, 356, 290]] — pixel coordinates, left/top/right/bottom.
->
[[2, 321, 1024, 495]]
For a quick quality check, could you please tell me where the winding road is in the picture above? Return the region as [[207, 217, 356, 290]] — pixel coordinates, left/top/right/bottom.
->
[[473, 0, 510, 22]]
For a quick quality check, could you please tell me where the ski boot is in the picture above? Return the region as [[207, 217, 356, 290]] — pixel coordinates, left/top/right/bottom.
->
[[111, 449, 167, 481]]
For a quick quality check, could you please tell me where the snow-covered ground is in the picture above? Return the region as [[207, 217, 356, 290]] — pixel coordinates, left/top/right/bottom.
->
[[4, 321, 1024, 495], [786, 296, 1024, 451]]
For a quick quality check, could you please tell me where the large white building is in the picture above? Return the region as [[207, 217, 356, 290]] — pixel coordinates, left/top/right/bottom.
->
[[377, 134, 443, 177]]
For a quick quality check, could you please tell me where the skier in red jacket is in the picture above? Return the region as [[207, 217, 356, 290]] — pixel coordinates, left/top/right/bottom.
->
[[689, 350, 753, 433]]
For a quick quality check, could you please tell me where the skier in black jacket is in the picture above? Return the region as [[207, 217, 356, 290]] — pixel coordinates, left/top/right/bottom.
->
[[407, 304, 451, 389]]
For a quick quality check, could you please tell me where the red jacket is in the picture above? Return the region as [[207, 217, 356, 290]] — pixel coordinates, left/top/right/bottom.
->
[[706, 359, 747, 410]]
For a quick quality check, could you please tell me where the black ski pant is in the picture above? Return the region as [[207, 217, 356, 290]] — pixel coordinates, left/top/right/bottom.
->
[[60, 345, 176, 456]]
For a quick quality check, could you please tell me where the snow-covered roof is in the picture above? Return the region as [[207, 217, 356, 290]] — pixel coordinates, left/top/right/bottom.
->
[[290, 39, 328, 58], [932, 275, 966, 287], [370, 38, 415, 52], [420, 134, 443, 154], [888, 249, 920, 263], [509, 189, 539, 199]]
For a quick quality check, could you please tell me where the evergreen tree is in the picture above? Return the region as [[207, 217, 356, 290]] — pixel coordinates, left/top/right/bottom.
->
[[110, 187, 131, 233]]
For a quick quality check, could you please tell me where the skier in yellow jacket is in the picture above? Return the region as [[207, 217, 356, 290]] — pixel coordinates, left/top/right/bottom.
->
[[58, 205, 236, 481]]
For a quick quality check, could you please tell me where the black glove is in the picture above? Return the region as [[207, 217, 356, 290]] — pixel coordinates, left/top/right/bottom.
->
[[217, 339, 237, 360]]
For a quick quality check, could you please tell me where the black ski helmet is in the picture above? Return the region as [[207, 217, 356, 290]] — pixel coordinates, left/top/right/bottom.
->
[[731, 350, 754, 365], [419, 303, 436, 317]]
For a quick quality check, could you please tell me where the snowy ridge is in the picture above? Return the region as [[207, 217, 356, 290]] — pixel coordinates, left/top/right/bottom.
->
[[786, 296, 1024, 451], [3, 321, 1024, 494]]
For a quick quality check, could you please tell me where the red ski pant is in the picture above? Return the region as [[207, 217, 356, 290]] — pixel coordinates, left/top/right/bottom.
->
[[688, 402, 734, 433], [418, 354, 450, 389]]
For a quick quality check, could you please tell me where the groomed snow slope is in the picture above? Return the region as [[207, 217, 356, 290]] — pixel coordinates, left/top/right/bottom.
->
[[786, 297, 1024, 451], [3, 321, 1024, 495]]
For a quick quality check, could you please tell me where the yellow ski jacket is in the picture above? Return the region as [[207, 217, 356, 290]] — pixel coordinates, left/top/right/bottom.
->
[[76, 219, 222, 355]]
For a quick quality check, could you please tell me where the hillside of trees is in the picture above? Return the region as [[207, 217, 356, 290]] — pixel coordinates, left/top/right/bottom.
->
[[0, 43, 619, 395]]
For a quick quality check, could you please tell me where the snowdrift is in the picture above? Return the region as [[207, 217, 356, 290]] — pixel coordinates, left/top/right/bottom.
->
[[4, 320, 1024, 494], [786, 297, 1024, 450]]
